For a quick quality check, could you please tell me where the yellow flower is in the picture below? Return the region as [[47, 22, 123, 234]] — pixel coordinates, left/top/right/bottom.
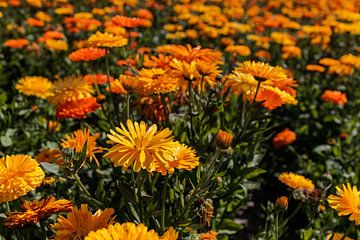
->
[[138, 68, 180, 95], [326, 233, 354, 240], [45, 39, 68, 51], [104, 119, 176, 172], [278, 172, 314, 190], [61, 128, 104, 165], [328, 183, 360, 225], [169, 58, 199, 82], [52, 204, 115, 240], [199, 230, 218, 240], [160, 227, 179, 240], [85, 222, 160, 240], [155, 141, 200, 175], [88, 31, 128, 48], [49, 76, 94, 106], [4, 197, 72, 228], [0, 155, 45, 203], [15, 76, 54, 99]]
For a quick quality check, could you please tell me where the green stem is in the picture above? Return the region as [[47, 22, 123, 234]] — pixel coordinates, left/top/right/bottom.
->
[[187, 80, 194, 141], [5, 201, 11, 212], [161, 176, 169, 233], [105, 48, 118, 123], [340, 222, 355, 240], [72, 173, 91, 197], [126, 93, 130, 120], [275, 210, 279, 240], [40, 221, 48, 240]]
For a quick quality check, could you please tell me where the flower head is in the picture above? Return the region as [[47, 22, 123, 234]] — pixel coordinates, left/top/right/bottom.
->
[[328, 183, 360, 225], [111, 15, 149, 28], [199, 230, 218, 240], [68, 47, 106, 62], [87, 31, 128, 48], [4, 197, 73, 228], [104, 120, 176, 172], [52, 204, 115, 240], [215, 130, 234, 149], [326, 233, 354, 240], [85, 222, 160, 240], [56, 97, 101, 119], [275, 196, 288, 211], [16, 76, 54, 99], [4, 38, 29, 48], [61, 128, 104, 165], [0, 155, 45, 203], [272, 128, 296, 149], [35, 148, 64, 165], [160, 227, 179, 240], [278, 172, 315, 190], [138, 68, 180, 95], [49, 76, 94, 106], [321, 90, 348, 105]]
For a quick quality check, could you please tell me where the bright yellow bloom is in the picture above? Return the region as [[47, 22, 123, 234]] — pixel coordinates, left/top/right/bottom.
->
[[104, 120, 177, 172], [61, 128, 104, 165], [15, 76, 54, 99], [0, 155, 45, 203], [45, 39, 68, 51], [160, 227, 179, 240], [169, 58, 199, 82], [156, 141, 199, 175], [52, 204, 115, 240], [138, 68, 180, 95], [328, 183, 360, 225], [4, 197, 72, 228], [85, 222, 160, 240], [49, 76, 94, 106], [278, 172, 314, 190], [88, 31, 128, 48]]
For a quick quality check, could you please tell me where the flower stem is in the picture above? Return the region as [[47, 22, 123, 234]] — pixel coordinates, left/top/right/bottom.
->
[[72, 172, 91, 197], [274, 210, 279, 240], [161, 176, 169, 233], [40, 221, 48, 240], [105, 48, 118, 123], [340, 222, 355, 240], [5, 201, 11, 212], [126, 93, 130, 120], [187, 80, 194, 141]]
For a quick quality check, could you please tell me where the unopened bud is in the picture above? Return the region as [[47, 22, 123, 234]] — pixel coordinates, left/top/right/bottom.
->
[[61, 148, 73, 161], [215, 130, 234, 149], [292, 189, 306, 201], [275, 196, 288, 211]]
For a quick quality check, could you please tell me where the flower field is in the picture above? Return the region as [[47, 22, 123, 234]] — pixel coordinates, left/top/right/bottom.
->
[[0, 0, 360, 239]]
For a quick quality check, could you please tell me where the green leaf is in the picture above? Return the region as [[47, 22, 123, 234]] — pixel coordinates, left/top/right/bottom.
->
[[0, 136, 12, 147], [40, 162, 60, 175]]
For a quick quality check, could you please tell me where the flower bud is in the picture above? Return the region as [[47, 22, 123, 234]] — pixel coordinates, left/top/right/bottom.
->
[[292, 188, 306, 201], [61, 147, 73, 161], [215, 130, 234, 149], [275, 196, 288, 211]]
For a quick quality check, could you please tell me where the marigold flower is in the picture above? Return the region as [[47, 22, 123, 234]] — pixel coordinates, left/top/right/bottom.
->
[[282, 45, 301, 59], [319, 58, 340, 66], [4, 197, 73, 228], [278, 172, 315, 190], [155, 141, 199, 175], [68, 47, 106, 62], [106, 79, 127, 95], [0, 155, 45, 203], [225, 45, 251, 56], [45, 39, 68, 51], [61, 128, 103, 165], [27, 18, 44, 27], [328, 64, 354, 76], [87, 31, 128, 48], [321, 90, 348, 106], [139, 96, 169, 122], [83, 74, 110, 85], [111, 15, 149, 28], [49, 76, 94, 106], [53, 204, 115, 240], [326, 233, 354, 240], [340, 54, 360, 68], [275, 196, 288, 211], [119, 74, 139, 92], [56, 97, 101, 119], [272, 128, 296, 148], [138, 68, 180, 95], [35, 148, 64, 165], [199, 230, 218, 240], [160, 227, 179, 240], [85, 222, 160, 240], [16, 76, 54, 99], [305, 64, 325, 72], [215, 130, 234, 149], [225, 61, 298, 110], [105, 120, 177, 172], [4, 38, 29, 48]]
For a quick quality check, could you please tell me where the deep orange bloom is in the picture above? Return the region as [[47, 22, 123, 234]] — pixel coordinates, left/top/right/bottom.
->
[[305, 64, 325, 72], [4, 39, 29, 48], [321, 90, 348, 105], [112, 15, 150, 28], [56, 97, 101, 119], [200, 230, 218, 240], [68, 47, 106, 62], [83, 74, 110, 84], [4, 197, 73, 228], [27, 18, 45, 27], [35, 148, 64, 165], [272, 128, 296, 149]]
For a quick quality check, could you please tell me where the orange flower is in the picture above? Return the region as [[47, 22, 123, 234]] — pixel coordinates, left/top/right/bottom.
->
[[56, 97, 101, 119], [68, 47, 106, 62], [4, 197, 73, 228], [321, 90, 348, 106], [4, 39, 29, 48], [138, 96, 169, 122], [143, 54, 172, 69], [27, 18, 44, 27], [319, 58, 340, 66], [83, 74, 111, 84], [225, 45, 251, 56], [61, 128, 104, 165], [111, 15, 149, 28], [305, 64, 325, 72], [35, 148, 64, 165], [272, 128, 296, 149], [200, 230, 218, 240]]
